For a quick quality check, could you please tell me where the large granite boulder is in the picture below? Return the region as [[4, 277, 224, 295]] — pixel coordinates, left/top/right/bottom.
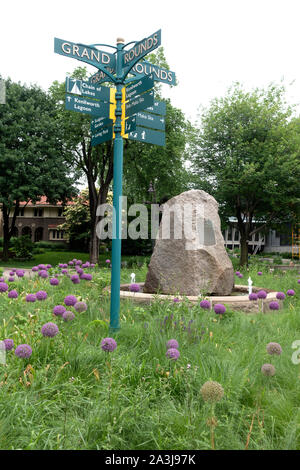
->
[[143, 190, 234, 296]]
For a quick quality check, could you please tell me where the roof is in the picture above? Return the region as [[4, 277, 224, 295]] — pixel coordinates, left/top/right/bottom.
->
[[19, 196, 74, 207]]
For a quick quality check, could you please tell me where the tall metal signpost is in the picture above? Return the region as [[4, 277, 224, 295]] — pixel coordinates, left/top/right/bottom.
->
[[54, 30, 176, 332]]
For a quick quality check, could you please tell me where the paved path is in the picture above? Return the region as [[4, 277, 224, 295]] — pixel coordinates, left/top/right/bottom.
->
[[1, 268, 33, 279]]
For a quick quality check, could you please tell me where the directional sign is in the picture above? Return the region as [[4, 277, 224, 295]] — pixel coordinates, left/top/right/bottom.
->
[[125, 75, 154, 101], [128, 126, 165, 146], [66, 77, 112, 102], [145, 98, 166, 116], [129, 61, 176, 86], [89, 68, 115, 85], [91, 126, 113, 147], [65, 94, 110, 117], [123, 30, 161, 70], [126, 90, 154, 118], [91, 117, 113, 133], [125, 112, 165, 133]]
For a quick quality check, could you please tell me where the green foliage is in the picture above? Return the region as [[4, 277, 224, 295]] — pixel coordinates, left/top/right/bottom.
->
[[11, 235, 34, 259]]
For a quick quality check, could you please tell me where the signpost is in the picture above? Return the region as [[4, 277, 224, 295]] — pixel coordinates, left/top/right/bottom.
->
[[54, 29, 176, 332]]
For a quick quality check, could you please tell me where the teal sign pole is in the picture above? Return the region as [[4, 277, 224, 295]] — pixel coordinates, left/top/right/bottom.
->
[[110, 38, 124, 331]]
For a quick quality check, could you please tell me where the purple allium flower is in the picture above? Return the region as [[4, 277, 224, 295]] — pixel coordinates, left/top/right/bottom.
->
[[200, 299, 210, 309], [269, 301, 279, 310], [105, 259, 110, 264], [76, 267, 84, 275], [257, 290, 267, 299], [83, 273, 92, 281], [266, 342, 282, 355], [235, 271, 241, 276], [76, 260, 82, 266], [297, 279, 300, 284], [32, 266, 39, 272], [8, 289, 18, 299], [173, 297, 180, 303], [41, 322, 59, 338], [214, 303, 226, 315], [39, 270, 49, 279], [287, 289, 295, 296], [8, 277, 15, 282], [0, 278, 4, 282], [53, 305, 66, 316], [0, 282, 9, 293], [50, 278, 59, 286], [82, 263, 88, 269], [72, 278, 80, 284], [167, 339, 179, 349], [46, 264, 52, 269], [129, 283, 140, 292], [62, 264, 68, 269], [166, 348, 180, 361], [3, 339, 14, 350], [26, 294, 37, 302], [238, 273, 243, 278], [35, 290, 48, 301], [15, 344, 32, 359], [61, 269, 68, 275], [249, 293, 258, 301], [9, 271, 15, 276], [71, 274, 79, 283], [38, 264, 46, 270], [261, 363, 276, 376], [101, 337, 117, 352], [16, 270, 24, 278], [62, 311, 75, 322], [257, 271, 263, 276], [64, 295, 78, 306], [59, 263, 64, 268], [74, 301, 87, 313], [276, 292, 285, 300], [90, 263, 95, 268], [68, 261, 74, 266]]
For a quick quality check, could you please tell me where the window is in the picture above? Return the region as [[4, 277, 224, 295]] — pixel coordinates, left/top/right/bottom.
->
[[34, 208, 43, 217], [58, 208, 64, 217], [234, 230, 239, 241], [16, 208, 24, 216], [49, 230, 64, 240]]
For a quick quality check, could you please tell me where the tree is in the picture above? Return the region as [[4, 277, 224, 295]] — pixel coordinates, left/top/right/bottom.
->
[[0, 78, 77, 261], [191, 82, 300, 266]]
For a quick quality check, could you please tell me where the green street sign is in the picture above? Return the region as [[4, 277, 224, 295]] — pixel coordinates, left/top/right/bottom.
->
[[145, 98, 166, 116], [66, 77, 111, 102], [128, 126, 165, 146], [65, 94, 110, 117], [125, 74, 154, 101], [126, 90, 154, 118], [123, 30, 161, 70], [91, 126, 113, 147], [54, 38, 116, 71], [89, 68, 115, 85], [125, 111, 165, 133], [129, 61, 176, 86], [91, 117, 113, 134]]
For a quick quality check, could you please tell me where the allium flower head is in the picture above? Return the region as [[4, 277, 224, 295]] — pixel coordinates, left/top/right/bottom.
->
[[276, 292, 285, 300], [16, 270, 25, 277], [83, 273, 92, 281], [173, 297, 180, 303], [129, 283, 140, 292], [166, 348, 180, 361], [41, 322, 59, 338], [200, 299, 210, 309], [39, 270, 49, 279], [105, 259, 110, 264], [26, 294, 37, 302], [3, 339, 14, 350], [166, 339, 179, 349], [261, 363, 276, 376], [287, 289, 295, 296], [35, 290, 48, 301], [38, 264, 46, 270], [0, 282, 9, 293], [63, 311, 75, 322], [71, 274, 79, 283], [50, 278, 59, 286], [76, 268, 84, 275], [257, 271, 263, 276], [238, 273, 243, 278], [249, 293, 258, 301], [8, 277, 15, 282], [32, 266, 39, 272], [64, 295, 78, 306], [235, 271, 241, 276], [8, 290, 18, 299], [257, 290, 267, 299], [53, 305, 66, 316], [200, 381, 224, 403], [15, 344, 32, 359], [269, 301, 279, 310], [74, 301, 87, 313], [76, 260, 82, 266], [101, 337, 117, 352], [266, 342, 282, 355], [214, 303, 226, 314], [297, 279, 300, 284]]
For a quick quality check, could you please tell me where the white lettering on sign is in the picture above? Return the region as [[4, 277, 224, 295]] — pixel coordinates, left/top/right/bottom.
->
[[133, 62, 174, 83], [124, 33, 159, 65]]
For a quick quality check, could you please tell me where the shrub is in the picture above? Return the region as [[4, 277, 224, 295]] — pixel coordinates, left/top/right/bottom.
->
[[12, 236, 34, 259]]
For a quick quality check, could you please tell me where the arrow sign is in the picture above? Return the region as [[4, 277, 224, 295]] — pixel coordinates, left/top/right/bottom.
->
[[66, 77, 112, 102], [125, 75, 154, 101], [125, 112, 165, 133], [123, 30, 161, 70], [55, 38, 116, 71], [128, 127, 165, 146], [129, 61, 176, 86], [65, 94, 110, 117], [145, 98, 166, 116], [126, 90, 154, 118], [91, 117, 113, 133], [91, 126, 113, 146]]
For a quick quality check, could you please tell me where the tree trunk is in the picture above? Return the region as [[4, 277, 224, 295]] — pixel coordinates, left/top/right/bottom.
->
[[89, 225, 100, 264], [239, 235, 248, 267]]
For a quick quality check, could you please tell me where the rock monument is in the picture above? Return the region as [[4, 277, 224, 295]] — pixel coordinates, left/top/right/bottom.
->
[[143, 190, 234, 296]]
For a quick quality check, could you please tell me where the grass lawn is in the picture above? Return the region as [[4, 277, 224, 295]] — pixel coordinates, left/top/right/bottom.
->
[[0, 260, 299, 450]]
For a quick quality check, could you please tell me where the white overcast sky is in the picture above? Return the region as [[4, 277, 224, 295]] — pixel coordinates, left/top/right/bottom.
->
[[1, 0, 300, 124]]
